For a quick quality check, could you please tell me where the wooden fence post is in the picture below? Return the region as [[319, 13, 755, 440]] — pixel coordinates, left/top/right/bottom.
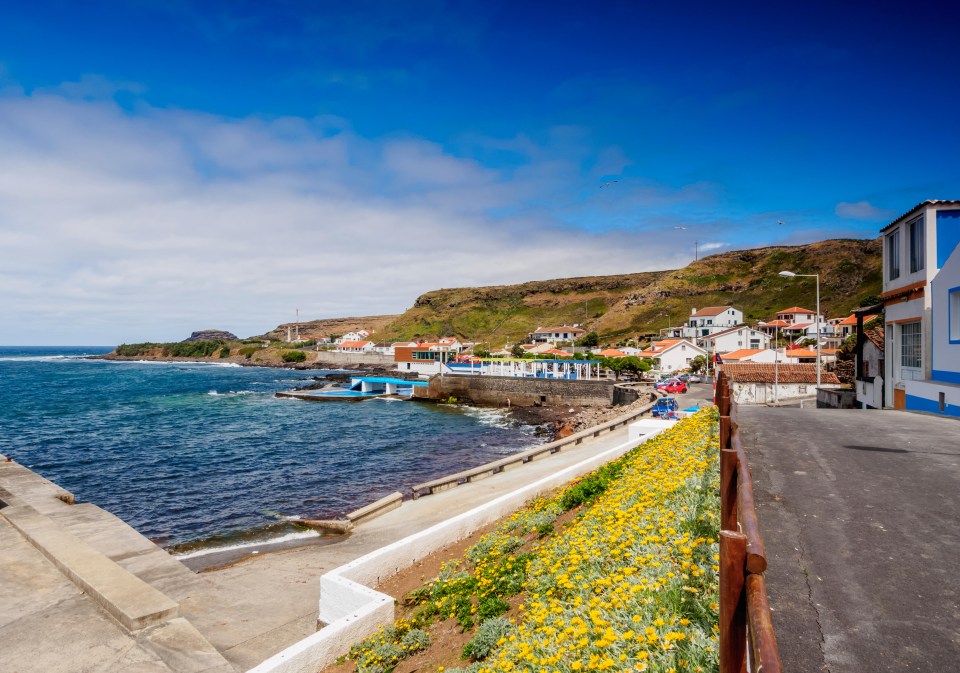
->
[[720, 530, 748, 673], [720, 448, 739, 532]]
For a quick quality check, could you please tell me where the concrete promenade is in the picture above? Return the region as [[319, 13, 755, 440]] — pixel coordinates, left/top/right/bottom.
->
[[740, 407, 960, 672]]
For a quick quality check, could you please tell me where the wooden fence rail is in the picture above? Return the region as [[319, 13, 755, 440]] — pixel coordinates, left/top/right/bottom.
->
[[717, 370, 783, 673]]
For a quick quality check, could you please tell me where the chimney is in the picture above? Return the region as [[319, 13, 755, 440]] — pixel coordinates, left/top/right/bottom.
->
[[690, 308, 697, 315]]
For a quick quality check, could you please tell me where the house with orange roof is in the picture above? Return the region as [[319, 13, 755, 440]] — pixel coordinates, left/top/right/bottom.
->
[[597, 348, 628, 358], [834, 313, 879, 339], [640, 338, 707, 373], [336, 340, 375, 353], [719, 363, 841, 404]]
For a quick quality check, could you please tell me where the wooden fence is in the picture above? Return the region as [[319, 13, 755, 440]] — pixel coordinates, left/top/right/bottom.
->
[[717, 370, 783, 673]]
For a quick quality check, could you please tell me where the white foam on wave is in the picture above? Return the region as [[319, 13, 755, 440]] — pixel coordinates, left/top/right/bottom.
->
[[459, 405, 515, 430], [207, 390, 255, 397], [172, 529, 320, 560], [0, 355, 88, 362]]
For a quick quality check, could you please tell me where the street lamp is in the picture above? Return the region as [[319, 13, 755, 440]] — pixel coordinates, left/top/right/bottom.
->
[[779, 270, 821, 389]]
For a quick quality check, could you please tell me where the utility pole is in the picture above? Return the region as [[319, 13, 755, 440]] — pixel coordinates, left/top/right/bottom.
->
[[695, 240, 699, 262], [295, 308, 300, 342]]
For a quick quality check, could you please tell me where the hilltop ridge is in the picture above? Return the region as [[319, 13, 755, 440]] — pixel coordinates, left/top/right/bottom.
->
[[376, 237, 881, 345]]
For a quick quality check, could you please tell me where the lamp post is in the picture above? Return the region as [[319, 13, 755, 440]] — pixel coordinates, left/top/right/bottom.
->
[[779, 270, 821, 389]]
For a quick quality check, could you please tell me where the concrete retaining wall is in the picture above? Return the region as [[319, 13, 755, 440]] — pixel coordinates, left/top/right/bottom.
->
[[817, 387, 858, 409], [315, 351, 396, 367], [248, 427, 672, 673], [417, 374, 615, 407]]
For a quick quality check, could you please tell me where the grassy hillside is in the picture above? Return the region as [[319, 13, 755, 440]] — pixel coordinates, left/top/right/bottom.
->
[[378, 238, 882, 346]]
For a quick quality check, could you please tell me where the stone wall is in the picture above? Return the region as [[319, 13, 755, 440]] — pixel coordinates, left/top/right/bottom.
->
[[314, 351, 396, 367], [415, 374, 616, 407]]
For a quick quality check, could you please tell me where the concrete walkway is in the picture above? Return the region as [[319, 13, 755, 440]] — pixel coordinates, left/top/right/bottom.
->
[[740, 407, 960, 673]]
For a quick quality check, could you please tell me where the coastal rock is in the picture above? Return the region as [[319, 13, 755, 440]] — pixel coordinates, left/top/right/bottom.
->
[[183, 329, 238, 342]]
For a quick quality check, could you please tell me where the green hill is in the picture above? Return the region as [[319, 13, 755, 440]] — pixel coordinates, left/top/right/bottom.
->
[[378, 238, 882, 346]]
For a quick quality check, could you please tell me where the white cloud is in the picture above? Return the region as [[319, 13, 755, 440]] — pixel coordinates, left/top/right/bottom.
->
[[698, 242, 728, 252], [0, 89, 716, 345], [835, 200, 894, 221]]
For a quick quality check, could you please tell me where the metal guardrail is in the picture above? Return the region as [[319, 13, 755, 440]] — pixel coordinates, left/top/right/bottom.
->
[[410, 397, 658, 498], [717, 370, 783, 673]]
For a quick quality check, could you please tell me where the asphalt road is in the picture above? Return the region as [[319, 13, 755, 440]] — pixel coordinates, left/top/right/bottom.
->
[[739, 406, 960, 672]]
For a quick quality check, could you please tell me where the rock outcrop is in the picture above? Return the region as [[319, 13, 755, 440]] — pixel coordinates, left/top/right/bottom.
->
[[182, 330, 238, 342]]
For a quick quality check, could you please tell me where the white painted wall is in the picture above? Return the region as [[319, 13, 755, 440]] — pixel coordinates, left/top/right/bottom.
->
[[657, 341, 706, 372], [731, 381, 840, 405], [931, 244, 960, 381], [706, 328, 770, 352]]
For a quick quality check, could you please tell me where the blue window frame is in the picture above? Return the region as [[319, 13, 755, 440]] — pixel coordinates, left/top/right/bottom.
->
[[950, 286, 960, 344]]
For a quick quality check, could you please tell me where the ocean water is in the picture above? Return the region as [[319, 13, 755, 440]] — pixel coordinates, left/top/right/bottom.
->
[[0, 347, 542, 552]]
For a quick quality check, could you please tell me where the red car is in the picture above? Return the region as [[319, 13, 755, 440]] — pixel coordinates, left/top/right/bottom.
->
[[663, 381, 688, 394]]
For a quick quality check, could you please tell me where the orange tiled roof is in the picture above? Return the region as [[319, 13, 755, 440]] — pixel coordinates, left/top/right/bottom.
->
[[785, 348, 818, 357], [777, 307, 816, 314], [338, 340, 372, 349], [720, 363, 840, 385], [720, 348, 765, 361], [598, 348, 628, 358], [760, 319, 791, 328], [837, 314, 878, 326]]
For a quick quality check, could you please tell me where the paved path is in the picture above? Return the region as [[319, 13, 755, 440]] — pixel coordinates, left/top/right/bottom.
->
[[740, 407, 960, 673]]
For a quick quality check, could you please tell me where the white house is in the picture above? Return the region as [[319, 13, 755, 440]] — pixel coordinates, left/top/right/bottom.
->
[[639, 338, 707, 373], [901, 237, 960, 416], [372, 342, 396, 355], [880, 199, 960, 409], [335, 330, 372, 345], [529, 325, 586, 344], [720, 363, 841, 405], [701, 325, 771, 353], [336, 340, 375, 353], [758, 307, 827, 339], [681, 306, 743, 339]]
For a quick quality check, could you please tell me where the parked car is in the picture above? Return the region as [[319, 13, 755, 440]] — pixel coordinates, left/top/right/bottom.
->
[[663, 380, 688, 394], [687, 374, 702, 383], [652, 397, 679, 418], [655, 378, 681, 391]]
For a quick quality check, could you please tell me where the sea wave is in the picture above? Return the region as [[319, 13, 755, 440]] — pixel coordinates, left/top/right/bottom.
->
[[0, 355, 89, 362], [206, 390, 256, 397], [459, 405, 516, 430], [172, 529, 320, 560]]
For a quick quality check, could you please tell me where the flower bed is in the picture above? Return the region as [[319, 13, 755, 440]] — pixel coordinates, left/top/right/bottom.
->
[[339, 410, 719, 673]]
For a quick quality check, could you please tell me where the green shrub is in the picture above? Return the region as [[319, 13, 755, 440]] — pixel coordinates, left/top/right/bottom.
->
[[239, 346, 258, 359], [399, 628, 431, 652], [463, 616, 512, 660], [282, 350, 307, 363], [218, 346, 230, 358]]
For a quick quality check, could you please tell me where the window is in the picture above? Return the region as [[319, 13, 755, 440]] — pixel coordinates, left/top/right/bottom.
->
[[900, 322, 921, 368], [887, 230, 900, 280], [950, 287, 960, 343], [909, 217, 925, 273]]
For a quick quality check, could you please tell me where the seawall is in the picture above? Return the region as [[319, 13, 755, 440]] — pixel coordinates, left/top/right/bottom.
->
[[415, 374, 616, 407]]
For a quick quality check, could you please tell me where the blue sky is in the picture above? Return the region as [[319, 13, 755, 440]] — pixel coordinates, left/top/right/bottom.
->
[[1, 0, 959, 344]]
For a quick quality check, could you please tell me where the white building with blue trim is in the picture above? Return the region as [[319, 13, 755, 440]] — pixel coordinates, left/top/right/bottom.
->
[[880, 199, 960, 416]]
